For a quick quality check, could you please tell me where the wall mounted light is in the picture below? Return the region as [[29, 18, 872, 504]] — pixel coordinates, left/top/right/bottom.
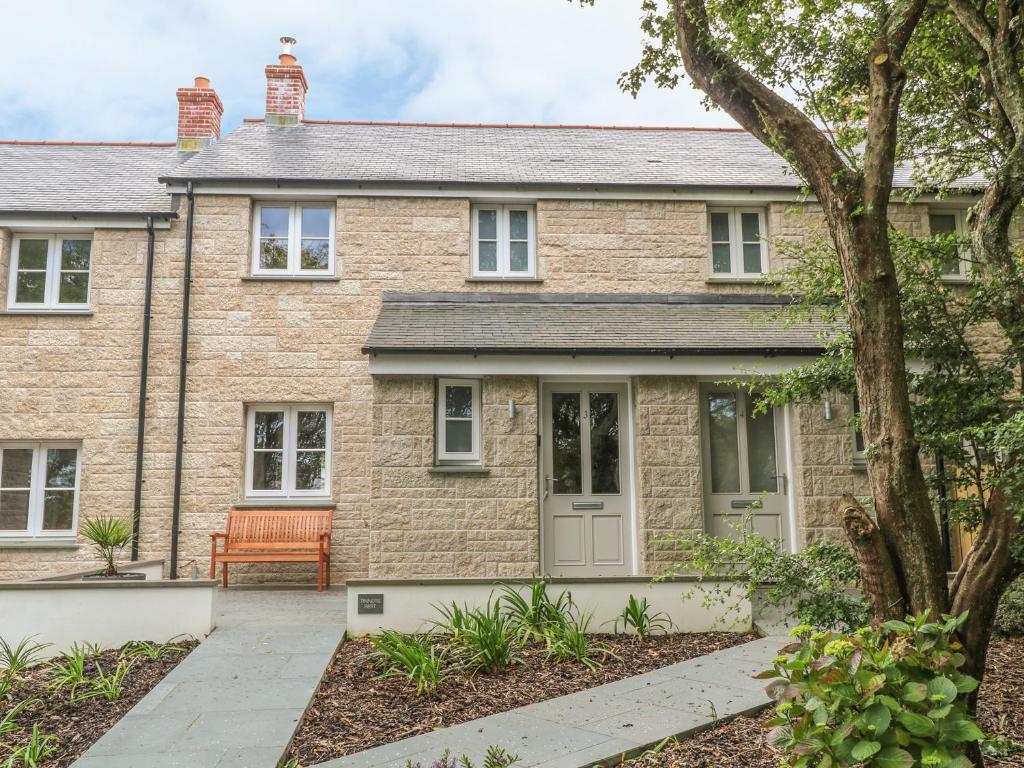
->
[[823, 398, 833, 421], [508, 400, 516, 419]]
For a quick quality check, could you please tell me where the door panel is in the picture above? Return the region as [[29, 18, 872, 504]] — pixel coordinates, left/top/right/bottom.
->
[[543, 383, 633, 576], [701, 385, 790, 550]]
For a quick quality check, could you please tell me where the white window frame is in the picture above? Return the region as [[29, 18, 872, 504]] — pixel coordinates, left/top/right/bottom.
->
[[0, 442, 81, 539], [928, 208, 971, 280], [251, 202, 336, 277], [707, 207, 768, 278], [471, 204, 537, 278], [6, 234, 93, 311], [244, 404, 333, 499], [436, 378, 482, 463]]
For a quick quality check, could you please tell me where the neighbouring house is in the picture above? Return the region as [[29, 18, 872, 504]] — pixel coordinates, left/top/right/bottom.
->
[[0, 40, 981, 588]]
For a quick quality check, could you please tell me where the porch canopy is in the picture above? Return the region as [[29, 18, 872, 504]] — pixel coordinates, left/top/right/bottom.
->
[[363, 292, 833, 376]]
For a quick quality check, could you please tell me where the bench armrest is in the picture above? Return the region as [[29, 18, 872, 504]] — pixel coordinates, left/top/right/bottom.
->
[[210, 532, 227, 540]]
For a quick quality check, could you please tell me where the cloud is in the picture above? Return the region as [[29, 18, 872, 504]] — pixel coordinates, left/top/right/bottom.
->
[[0, 0, 733, 142]]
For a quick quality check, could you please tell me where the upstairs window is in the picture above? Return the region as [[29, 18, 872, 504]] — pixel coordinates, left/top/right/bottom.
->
[[471, 204, 536, 278], [245, 405, 332, 498], [0, 443, 81, 539], [708, 207, 767, 278], [252, 203, 335, 277], [436, 379, 481, 463], [929, 210, 969, 278], [7, 235, 92, 311]]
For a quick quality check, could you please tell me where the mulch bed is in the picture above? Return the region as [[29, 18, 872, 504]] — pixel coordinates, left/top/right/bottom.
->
[[624, 636, 1024, 768], [0, 641, 197, 768], [288, 631, 757, 765]]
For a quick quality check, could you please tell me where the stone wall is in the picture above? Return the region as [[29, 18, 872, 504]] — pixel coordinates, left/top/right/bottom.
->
[[371, 375, 539, 578], [0, 194, 969, 582]]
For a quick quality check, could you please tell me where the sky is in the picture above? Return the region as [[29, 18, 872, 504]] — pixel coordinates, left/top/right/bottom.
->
[[1, 0, 737, 143]]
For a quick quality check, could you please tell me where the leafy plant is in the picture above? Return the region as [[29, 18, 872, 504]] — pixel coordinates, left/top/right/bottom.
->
[[3, 724, 57, 767], [452, 600, 520, 675], [0, 698, 35, 738], [763, 611, 985, 768], [431, 601, 470, 642], [120, 640, 187, 661], [0, 637, 50, 679], [497, 581, 574, 643], [80, 514, 134, 576], [405, 746, 519, 768], [370, 630, 453, 695], [994, 575, 1024, 637], [543, 611, 615, 671], [661, 525, 870, 631], [72, 661, 130, 703], [46, 646, 94, 698], [611, 595, 673, 639]]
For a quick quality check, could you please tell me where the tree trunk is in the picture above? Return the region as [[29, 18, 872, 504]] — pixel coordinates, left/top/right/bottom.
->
[[837, 494, 906, 621]]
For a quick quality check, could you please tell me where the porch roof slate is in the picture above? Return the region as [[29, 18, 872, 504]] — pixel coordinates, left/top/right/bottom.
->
[[0, 142, 183, 216], [363, 292, 833, 356]]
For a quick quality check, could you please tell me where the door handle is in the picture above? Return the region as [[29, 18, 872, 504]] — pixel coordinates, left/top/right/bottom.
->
[[543, 476, 552, 500]]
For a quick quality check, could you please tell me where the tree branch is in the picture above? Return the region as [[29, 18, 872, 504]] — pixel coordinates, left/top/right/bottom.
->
[[838, 494, 907, 621]]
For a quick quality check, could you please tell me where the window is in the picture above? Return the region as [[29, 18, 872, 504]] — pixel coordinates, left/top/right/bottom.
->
[[245, 405, 332, 498], [929, 209, 969, 278], [7, 235, 92, 310], [436, 379, 481, 463], [252, 203, 335, 276], [0, 443, 81, 539], [471, 204, 536, 278], [853, 395, 867, 466], [708, 207, 768, 278]]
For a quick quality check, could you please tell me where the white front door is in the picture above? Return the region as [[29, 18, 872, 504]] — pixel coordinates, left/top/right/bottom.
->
[[541, 382, 633, 577], [699, 384, 791, 549]]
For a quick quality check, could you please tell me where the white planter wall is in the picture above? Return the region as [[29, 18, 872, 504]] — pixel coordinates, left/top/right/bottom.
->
[[0, 561, 215, 657], [346, 578, 752, 636]]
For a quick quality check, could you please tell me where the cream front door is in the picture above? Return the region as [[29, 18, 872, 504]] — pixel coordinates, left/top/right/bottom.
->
[[700, 385, 791, 549], [541, 383, 632, 577]]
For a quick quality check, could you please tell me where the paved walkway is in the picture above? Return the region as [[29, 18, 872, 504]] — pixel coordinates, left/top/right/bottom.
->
[[313, 635, 788, 768], [72, 588, 347, 768]]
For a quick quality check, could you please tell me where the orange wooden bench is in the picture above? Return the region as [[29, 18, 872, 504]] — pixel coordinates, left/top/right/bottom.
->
[[209, 509, 332, 591]]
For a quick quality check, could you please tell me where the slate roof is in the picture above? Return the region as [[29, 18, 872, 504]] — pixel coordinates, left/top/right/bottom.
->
[[363, 292, 832, 355], [0, 142, 183, 215], [164, 121, 985, 190]]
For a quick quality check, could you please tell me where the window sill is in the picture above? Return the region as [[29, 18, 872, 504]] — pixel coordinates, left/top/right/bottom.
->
[[705, 277, 777, 285], [939, 276, 971, 285], [241, 275, 341, 282], [235, 499, 337, 509], [3, 308, 94, 316], [0, 537, 79, 549], [429, 465, 490, 475], [852, 459, 868, 472], [465, 277, 543, 284]]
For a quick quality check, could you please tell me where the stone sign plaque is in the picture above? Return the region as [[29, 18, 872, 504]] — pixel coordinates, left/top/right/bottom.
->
[[357, 593, 384, 614]]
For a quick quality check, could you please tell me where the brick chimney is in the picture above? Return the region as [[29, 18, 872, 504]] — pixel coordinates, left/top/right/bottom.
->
[[176, 76, 223, 152], [265, 37, 308, 126]]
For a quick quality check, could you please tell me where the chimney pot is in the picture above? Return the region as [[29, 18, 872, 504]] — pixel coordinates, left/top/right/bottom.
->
[[194, 76, 211, 89]]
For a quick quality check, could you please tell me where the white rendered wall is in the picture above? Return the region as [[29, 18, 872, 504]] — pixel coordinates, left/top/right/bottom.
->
[[346, 579, 751, 636]]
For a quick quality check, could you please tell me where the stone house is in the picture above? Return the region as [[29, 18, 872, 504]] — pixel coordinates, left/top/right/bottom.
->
[[0, 43, 977, 585]]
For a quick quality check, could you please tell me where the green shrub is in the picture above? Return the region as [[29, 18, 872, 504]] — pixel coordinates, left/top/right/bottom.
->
[[455, 600, 520, 674], [543, 611, 616, 670], [0, 698, 34, 738], [370, 630, 453, 695], [994, 576, 1024, 636], [612, 595, 673, 638], [72, 661, 130, 703], [46, 645, 95, 699], [80, 514, 134, 576], [0, 637, 49, 679], [120, 640, 187, 661], [497, 581, 574, 643], [405, 745, 519, 768], [3, 723, 57, 767], [763, 611, 985, 768], [663, 525, 870, 630]]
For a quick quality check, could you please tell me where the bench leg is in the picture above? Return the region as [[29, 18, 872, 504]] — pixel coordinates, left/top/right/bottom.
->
[[316, 558, 323, 593], [209, 556, 216, 580], [222, 562, 229, 589], [325, 555, 331, 589]]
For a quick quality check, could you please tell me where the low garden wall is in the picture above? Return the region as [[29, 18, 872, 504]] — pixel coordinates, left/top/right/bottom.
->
[[0, 560, 216, 656], [345, 576, 751, 635]]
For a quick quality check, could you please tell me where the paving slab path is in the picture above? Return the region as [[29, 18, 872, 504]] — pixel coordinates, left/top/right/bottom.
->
[[72, 588, 347, 768], [313, 635, 789, 768]]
